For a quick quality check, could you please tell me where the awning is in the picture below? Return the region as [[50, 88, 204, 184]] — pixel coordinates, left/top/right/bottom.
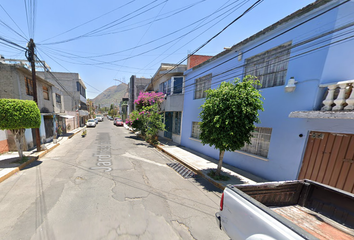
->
[[79, 110, 89, 116], [58, 114, 75, 119]]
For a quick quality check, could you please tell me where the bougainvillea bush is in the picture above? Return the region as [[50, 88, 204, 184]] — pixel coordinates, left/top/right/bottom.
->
[[134, 91, 164, 111], [127, 92, 165, 143]]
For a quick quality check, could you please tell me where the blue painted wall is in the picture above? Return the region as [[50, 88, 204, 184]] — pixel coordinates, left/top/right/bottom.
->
[[181, 1, 354, 180]]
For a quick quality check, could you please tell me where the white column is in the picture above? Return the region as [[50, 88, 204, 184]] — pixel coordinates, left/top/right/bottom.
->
[[333, 83, 347, 110], [321, 85, 337, 111], [344, 84, 354, 110]]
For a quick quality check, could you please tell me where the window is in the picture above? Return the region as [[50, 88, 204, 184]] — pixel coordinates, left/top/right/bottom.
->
[[244, 42, 291, 89], [173, 77, 183, 94], [191, 121, 201, 139], [56, 93, 61, 103], [43, 86, 49, 100], [25, 77, 33, 96], [240, 127, 272, 158], [173, 112, 181, 135], [194, 74, 212, 99]]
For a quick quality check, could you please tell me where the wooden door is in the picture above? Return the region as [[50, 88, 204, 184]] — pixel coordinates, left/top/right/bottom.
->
[[299, 131, 354, 193]]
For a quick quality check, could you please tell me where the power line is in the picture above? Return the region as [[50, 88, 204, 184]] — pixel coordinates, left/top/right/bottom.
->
[[148, 0, 263, 86], [0, 4, 28, 41], [137, 0, 251, 75], [38, 0, 249, 61], [176, 0, 352, 89], [0, 36, 27, 51], [40, 0, 136, 43], [180, 30, 354, 95], [40, 0, 168, 45]]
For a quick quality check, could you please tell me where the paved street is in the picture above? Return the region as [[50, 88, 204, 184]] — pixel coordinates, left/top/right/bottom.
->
[[0, 120, 228, 240]]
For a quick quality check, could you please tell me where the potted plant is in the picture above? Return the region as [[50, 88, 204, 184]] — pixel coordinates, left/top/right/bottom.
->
[[81, 127, 87, 137], [57, 126, 63, 138]]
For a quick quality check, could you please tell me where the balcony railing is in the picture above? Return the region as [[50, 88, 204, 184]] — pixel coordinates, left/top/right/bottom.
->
[[321, 80, 354, 111]]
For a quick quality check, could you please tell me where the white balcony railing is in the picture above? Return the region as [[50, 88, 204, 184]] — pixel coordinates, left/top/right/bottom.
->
[[321, 80, 354, 111]]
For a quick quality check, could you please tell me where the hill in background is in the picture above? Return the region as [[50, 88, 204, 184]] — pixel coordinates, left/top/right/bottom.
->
[[92, 83, 128, 108]]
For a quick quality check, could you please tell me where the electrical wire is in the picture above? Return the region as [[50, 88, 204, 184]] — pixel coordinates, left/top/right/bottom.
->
[[137, 0, 250, 76], [0, 4, 28, 40], [38, 0, 249, 60], [40, 0, 136, 43], [155, 0, 351, 90], [179, 30, 354, 96], [40, 0, 168, 45], [142, 0, 263, 85]]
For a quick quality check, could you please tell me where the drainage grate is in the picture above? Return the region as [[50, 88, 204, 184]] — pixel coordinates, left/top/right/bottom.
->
[[166, 162, 195, 179]]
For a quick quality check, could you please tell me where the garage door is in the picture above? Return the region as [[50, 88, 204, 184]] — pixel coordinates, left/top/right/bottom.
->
[[298, 131, 354, 193]]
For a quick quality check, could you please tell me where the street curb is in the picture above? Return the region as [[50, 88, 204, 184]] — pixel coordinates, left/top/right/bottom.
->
[[68, 129, 82, 139], [0, 139, 62, 184], [125, 127, 227, 190], [155, 144, 226, 190]]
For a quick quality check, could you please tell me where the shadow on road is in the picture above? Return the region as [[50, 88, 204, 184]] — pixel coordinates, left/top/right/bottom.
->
[[22, 159, 42, 170]]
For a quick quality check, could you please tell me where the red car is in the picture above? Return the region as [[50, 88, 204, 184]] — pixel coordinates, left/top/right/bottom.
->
[[114, 119, 124, 126]]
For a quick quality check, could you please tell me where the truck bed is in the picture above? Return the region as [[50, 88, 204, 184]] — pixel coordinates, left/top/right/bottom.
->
[[272, 205, 354, 240], [231, 180, 354, 239]]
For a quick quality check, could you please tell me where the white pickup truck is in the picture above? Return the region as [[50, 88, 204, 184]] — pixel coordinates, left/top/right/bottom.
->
[[216, 180, 354, 240]]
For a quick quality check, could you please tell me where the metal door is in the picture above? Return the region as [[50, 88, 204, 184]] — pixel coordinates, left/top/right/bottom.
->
[[299, 131, 354, 193]]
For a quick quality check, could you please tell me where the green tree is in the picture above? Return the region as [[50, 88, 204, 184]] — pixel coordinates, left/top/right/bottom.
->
[[199, 76, 264, 176], [0, 99, 41, 159], [126, 92, 165, 143]]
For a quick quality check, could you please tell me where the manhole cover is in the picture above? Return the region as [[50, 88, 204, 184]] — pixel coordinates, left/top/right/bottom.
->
[[166, 162, 195, 179]]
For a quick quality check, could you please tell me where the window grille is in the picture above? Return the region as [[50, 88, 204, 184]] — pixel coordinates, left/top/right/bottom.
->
[[194, 73, 212, 99], [244, 42, 291, 89], [191, 121, 201, 139], [240, 127, 272, 158]]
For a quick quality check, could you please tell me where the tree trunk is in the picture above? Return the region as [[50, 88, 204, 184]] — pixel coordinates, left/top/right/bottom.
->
[[11, 129, 25, 159], [215, 150, 225, 176]]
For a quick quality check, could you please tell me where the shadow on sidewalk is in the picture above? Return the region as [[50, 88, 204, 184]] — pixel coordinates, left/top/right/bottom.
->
[[59, 133, 74, 137], [191, 174, 224, 194], [0, 156, 40, 170]]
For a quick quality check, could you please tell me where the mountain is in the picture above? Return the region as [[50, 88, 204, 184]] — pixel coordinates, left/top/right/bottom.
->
[[92, 84, 128, 108]]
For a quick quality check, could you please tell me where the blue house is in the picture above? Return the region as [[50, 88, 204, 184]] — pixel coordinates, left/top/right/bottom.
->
[[180, 0, 354, 193]]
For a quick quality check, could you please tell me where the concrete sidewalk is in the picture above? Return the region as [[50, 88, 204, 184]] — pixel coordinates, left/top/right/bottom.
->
[[156, 137, 268, 189], [0, 127, 83, 183], [123, 124, 267, 189]]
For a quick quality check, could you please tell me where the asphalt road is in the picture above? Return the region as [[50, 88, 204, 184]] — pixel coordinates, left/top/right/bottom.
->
[[0, 119, 228, 240]]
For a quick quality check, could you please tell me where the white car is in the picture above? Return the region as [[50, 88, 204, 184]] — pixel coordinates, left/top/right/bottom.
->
[[96, 115, 103, 122], [86, 119, 96, 127]]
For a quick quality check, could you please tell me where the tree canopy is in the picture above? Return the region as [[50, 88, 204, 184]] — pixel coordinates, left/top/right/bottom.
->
[[199, 75, 264, 175], [0, 99, 41, 130]]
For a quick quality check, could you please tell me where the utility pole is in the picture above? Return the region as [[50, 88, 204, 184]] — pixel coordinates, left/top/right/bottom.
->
[[26, 39, 41, 152]]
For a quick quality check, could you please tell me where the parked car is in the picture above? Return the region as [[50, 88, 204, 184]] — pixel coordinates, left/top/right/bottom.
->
[[108, 116, 113, 120], [96, 115, 103, 122], [86, 119, 96, 127], [94, 118, 98, 124], [114, 119, 124, 126], [113, 117, 122, 125]]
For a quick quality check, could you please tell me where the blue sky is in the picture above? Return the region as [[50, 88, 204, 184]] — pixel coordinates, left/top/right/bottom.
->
[[0, 0, 314, 99]]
